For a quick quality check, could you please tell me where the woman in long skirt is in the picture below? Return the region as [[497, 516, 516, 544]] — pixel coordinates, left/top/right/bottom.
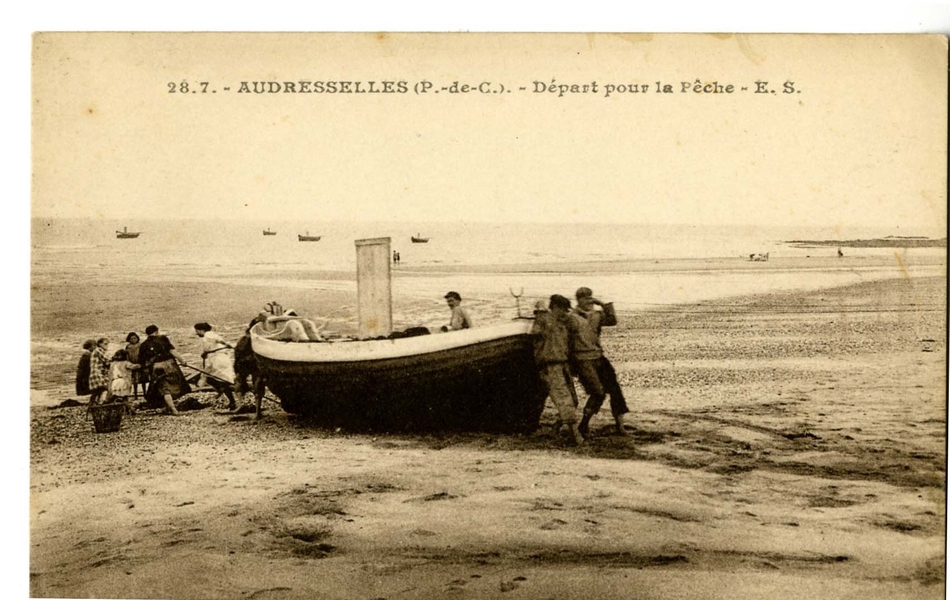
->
[[75, 339, 95, 398], [139, 325, 191, 415], [194, 322, 238, 410]]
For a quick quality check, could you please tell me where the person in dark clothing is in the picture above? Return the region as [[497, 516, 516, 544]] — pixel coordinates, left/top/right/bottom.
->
[[125, 332, 147, 399], [234, 317, 267, 419], [75, 339, 95, 398], [575, 287, 629, 436], [139, 325, 190, 415]]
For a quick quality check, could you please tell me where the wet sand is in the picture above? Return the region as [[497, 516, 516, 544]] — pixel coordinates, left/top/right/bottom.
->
[[29, 269, 946, 599]]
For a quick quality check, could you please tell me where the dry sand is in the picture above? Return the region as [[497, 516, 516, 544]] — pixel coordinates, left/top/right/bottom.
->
[[29, 268, 946, 599]]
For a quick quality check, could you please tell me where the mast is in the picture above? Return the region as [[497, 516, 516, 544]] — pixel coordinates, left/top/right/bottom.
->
[[354, 237, 393, 339]]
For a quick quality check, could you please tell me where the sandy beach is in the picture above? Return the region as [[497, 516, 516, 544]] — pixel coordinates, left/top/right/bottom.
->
[[30, 260, 946, 599]]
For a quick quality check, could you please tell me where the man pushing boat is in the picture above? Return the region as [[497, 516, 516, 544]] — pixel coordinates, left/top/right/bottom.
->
[[531, 296, 585, 446], [574, 287, 629, 436]]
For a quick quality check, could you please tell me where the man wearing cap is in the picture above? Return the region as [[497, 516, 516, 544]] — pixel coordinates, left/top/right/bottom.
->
[[575, 287, 629, 435], [531, 296, 584, 445], [441, 291, 474, 332], [563, 297, 609, 438]]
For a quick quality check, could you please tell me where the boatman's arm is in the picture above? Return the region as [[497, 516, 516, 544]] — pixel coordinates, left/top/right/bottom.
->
[[590, 298, 618, 327]]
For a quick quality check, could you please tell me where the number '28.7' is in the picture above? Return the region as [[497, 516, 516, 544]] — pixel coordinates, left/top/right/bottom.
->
[[168, 82, 210, 93]]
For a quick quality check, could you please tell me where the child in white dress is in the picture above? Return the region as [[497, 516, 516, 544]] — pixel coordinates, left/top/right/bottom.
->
[[110, 349, 134, 401]]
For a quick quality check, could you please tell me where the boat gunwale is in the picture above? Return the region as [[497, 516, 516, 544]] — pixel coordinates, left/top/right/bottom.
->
[[251, 319, 535, 363]]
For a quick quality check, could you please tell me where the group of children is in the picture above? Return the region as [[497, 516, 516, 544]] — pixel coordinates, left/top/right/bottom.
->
[[75, 321, 264, 417], [76, 335, 145, 408]]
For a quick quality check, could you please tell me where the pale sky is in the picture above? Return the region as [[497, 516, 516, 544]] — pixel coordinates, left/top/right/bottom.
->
[[31, 33, 948, 233]]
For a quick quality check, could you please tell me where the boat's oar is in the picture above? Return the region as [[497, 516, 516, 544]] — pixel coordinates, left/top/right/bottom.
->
[[179, 362, 232, 385]]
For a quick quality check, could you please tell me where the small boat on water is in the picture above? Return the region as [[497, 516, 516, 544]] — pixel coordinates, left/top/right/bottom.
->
[[298, 232, 322, 242], [263, 228, 277, 236], [411, 233, 429, 243], [116, 226, 140, 239], [252, 237, 545, 432]]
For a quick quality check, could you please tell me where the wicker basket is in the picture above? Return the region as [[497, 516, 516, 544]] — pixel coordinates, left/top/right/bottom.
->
[[89, 402, 125, 433]]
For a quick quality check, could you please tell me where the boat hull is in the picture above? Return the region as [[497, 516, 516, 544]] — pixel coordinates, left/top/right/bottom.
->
[[253, 322, 546, 432], [298, 236, 322, 242], [116, 233, 140, 239]]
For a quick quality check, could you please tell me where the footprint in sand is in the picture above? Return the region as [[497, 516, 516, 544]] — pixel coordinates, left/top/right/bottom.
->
[[410, 528, 438, 537], [246, 587, 294, 600], [540, 518, 569, 530], [444, 578, 469, 593]]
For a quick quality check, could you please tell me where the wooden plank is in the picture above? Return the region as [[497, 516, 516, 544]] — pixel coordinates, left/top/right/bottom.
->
[[355, 237, 392, 339]]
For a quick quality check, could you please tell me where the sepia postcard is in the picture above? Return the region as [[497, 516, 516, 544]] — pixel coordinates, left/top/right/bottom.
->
[[30, 33, 947, 599]]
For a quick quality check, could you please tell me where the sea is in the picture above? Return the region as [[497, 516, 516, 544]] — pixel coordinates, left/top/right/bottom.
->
[[31, 218, 946, 309]]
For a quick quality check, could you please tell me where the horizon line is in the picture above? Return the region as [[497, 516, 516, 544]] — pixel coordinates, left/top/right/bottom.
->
[[27, 216, 945, 232]]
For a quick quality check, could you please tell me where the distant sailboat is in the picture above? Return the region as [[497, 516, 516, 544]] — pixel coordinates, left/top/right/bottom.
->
[[411, 233, 429, 243], [298, 232, 322, 242], [263, 228, 277, 236], [116, 226, 140, 239]]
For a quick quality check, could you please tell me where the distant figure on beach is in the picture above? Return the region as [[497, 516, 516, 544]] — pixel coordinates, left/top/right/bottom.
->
[[125, 332, 147, 399], [194, 322, 238, 411], [138, 325, 190, 415], [575, 287, 629, 436], [441, 291, 473, 332], [75, 339, 95, 398], [838, 247, 844, 258], [88, 338, 112, 405], [234, 317, 267, 419], [531, 296, 584, 445], [393, 250, 400, 265]]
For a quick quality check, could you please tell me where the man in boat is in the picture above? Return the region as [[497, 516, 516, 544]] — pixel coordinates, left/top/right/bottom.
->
[[256, 305, 324, 342], [441, 291, 474, 332], [531, 296, 584, 445], [575, 287, 629, 436]]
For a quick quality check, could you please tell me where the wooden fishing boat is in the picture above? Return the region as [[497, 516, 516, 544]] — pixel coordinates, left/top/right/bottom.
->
[[115, 226, 140, 239], [298, 232, 322, 242], [411, 233, 429, 243], [252, 320, 545, 432], [251, 237, 545, 432], [263, 228, 277, 236]]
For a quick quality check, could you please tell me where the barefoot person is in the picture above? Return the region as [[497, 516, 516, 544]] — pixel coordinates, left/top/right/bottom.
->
[[139, 325, 190, 415], [88, 338, 112, 405], [124, 332, 147, 400], [531, 296, 584, 446], [575, 287, 630, 435], [194, 322, 238, 411], [234, 317, 267, 419]]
